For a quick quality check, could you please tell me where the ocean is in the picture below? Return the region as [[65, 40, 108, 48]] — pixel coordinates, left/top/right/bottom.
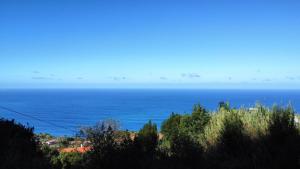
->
[[0, 89, 299, 136]]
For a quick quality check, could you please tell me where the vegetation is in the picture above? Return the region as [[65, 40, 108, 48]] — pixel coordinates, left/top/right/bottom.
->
[[0, 119, 49, 169], [1, 103, 300, 169]]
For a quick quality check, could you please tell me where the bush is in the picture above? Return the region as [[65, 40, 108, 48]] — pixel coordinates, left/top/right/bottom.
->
[[169, 133, 203, 169], [133, 120, 159, 169], [262, 106, 300, 169], [0, 118, 49, 169], [54, 152, 84, 169], [206, 112, 255, 169]]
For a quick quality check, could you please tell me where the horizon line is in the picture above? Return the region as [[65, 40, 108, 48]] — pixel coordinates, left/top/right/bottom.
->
[[1, 87, 300, 90]]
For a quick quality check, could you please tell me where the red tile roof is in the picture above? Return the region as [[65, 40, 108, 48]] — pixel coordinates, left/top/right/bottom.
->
[[60, 146, 91, 153]]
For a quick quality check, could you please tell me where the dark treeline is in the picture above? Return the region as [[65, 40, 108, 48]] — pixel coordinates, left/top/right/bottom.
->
[[1, 103, 300, 169]]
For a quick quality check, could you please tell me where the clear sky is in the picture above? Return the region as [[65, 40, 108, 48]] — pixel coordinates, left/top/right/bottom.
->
[[1, 0, 300, 89]]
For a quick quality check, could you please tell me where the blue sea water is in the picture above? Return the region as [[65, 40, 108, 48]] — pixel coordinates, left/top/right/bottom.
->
[[0, 89, 299, 136]]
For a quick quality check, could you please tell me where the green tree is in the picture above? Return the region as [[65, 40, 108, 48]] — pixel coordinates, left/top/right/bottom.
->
[[84, 120, 118, 169], [161, 113, 182, 141], [134, 120, 159, 169], [180, 104, 210, 139], [218, 101, 231, 111], [135, 120, 158, 154]]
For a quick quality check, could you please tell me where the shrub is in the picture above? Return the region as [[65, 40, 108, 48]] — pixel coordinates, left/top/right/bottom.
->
[[262, 105, 300, 169], [169, 133, 203, 169], [0, 118, 49, 169], [55, 152, 84, 169]]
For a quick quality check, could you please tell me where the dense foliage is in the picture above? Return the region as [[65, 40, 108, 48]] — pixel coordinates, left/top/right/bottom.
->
[[0, 119, 49, 169], [1, 103, 300, 169]]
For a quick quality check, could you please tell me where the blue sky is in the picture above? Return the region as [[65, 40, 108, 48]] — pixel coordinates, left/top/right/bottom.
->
[[1, 0, 300, 89]]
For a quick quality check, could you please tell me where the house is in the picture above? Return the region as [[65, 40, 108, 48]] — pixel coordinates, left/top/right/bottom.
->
[[45, 139, 57, 145], [249, 107, 258, 111], [295, 116, 299, 124], [60, 146, 92, 153]]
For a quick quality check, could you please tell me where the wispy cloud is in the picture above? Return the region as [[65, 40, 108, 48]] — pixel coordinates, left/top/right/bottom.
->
[[32, 70, 40, 74], [77, 77, 84, 80], [109, 76, 127, 81], [181, 73, 201, 78], [32, 76, 50, 80], [263, 78, 272, 82], [285, 76, 300, 81], [160, 76, 168, 80], [286, 76, 295, 81], [32, 76, 62, 81]]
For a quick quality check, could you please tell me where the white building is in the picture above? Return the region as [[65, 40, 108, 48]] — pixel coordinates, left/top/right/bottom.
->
[[46, 139, 57, 145]]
